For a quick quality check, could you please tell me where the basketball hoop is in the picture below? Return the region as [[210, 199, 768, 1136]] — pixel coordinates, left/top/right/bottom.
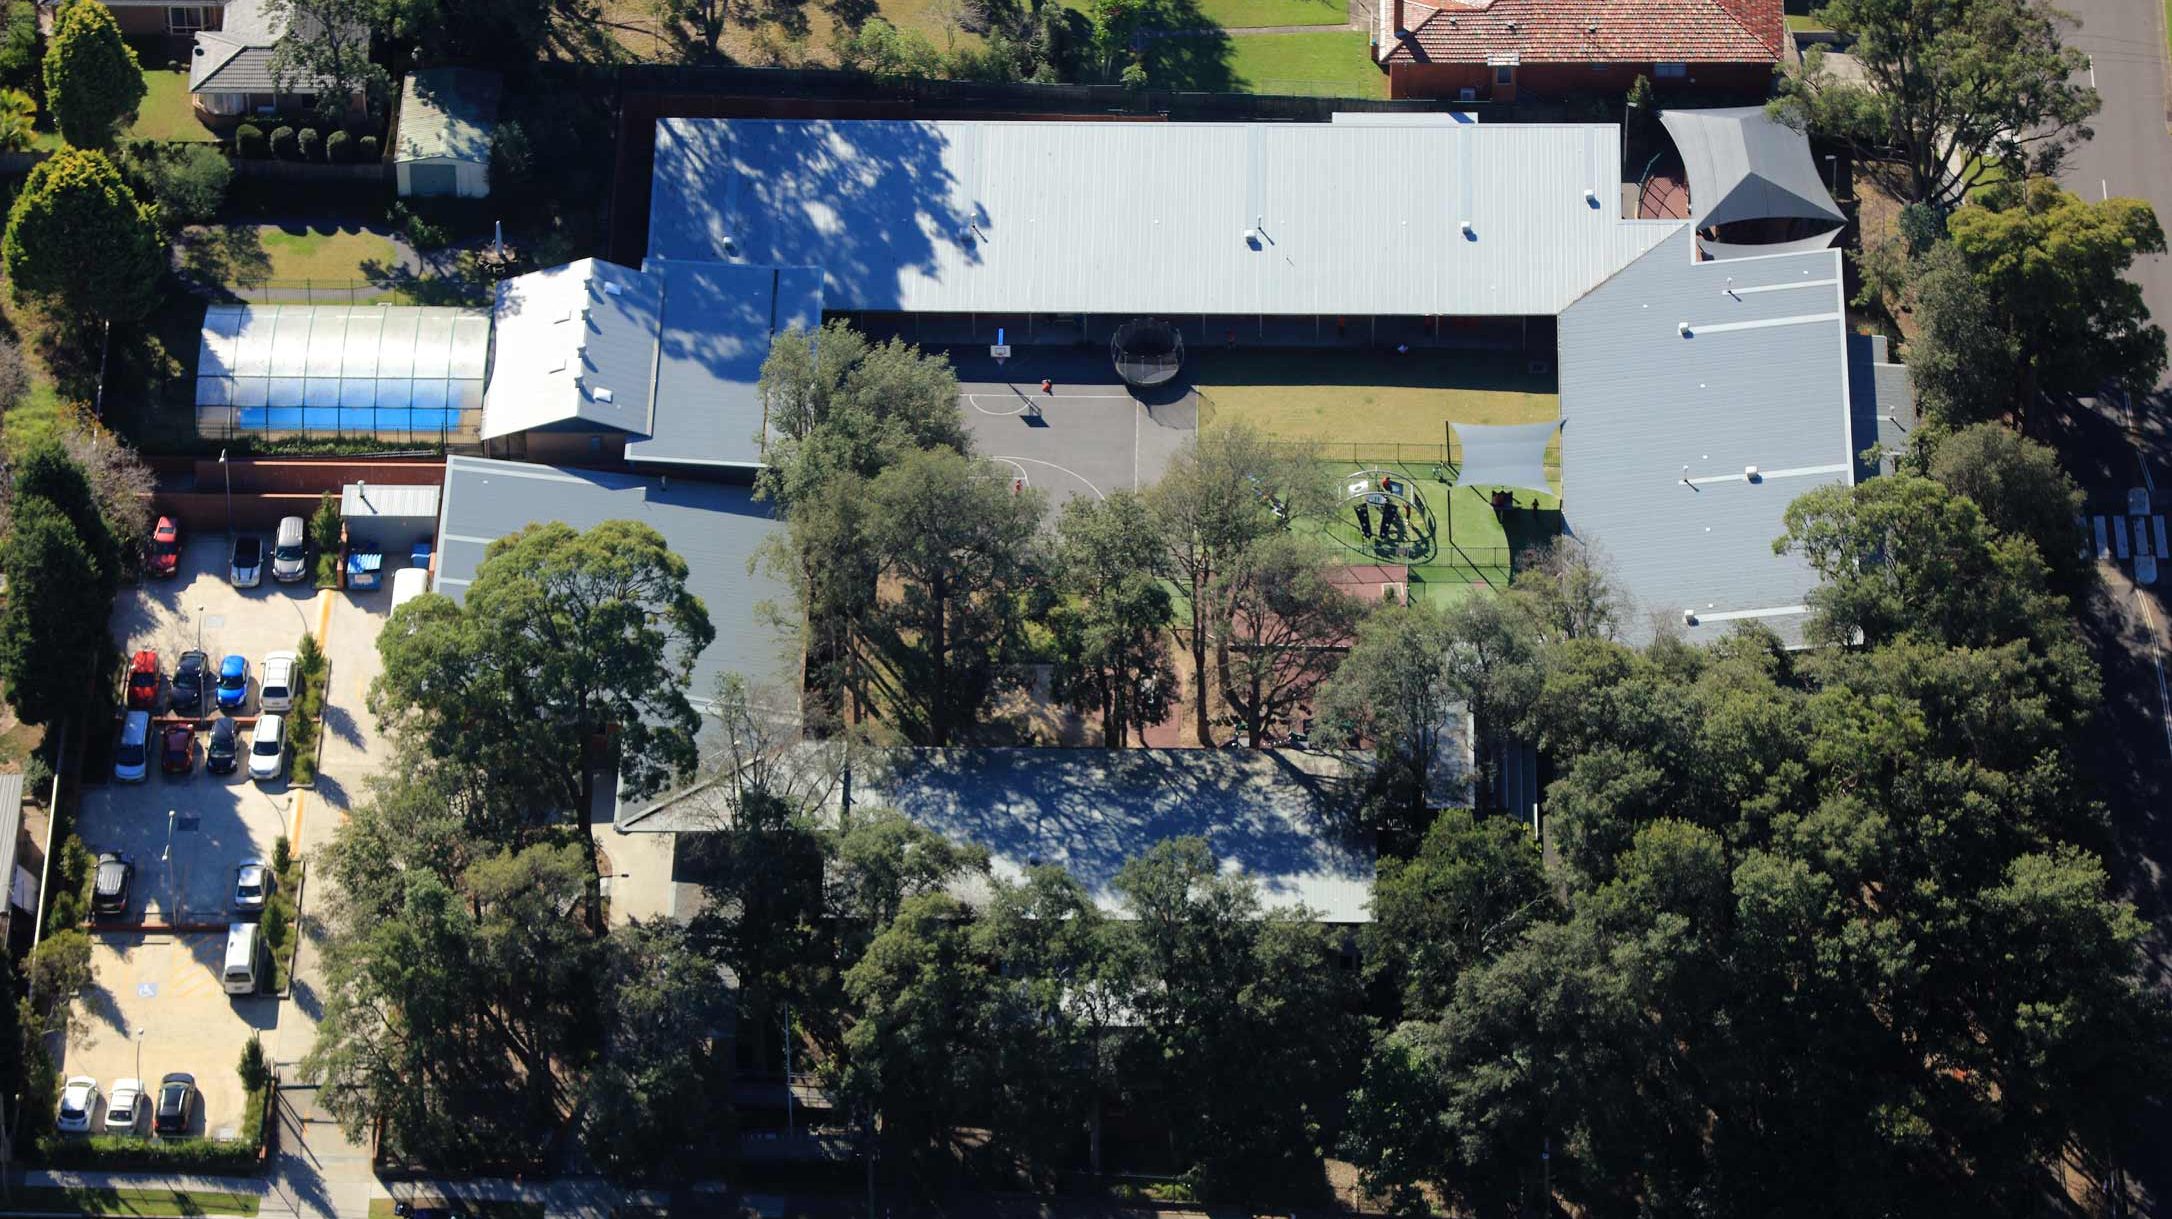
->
[[990, 344, 1011, 365]]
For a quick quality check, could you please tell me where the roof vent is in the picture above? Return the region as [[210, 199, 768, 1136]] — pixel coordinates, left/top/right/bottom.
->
[[1683, 609, 1698, 626], [601, 281, 623, 297], [1506, 20, 1517, 31], [594, 386, 616, 403], [1244, 227, 1260, 247], [1459, 220, 1474, 239], [1744, 465, 1760, 481], [1583, 188, 1598, 206], [1587, 22, 1597, 32], [722, 236, 737, 254], [1678, 321, 1692, 337]]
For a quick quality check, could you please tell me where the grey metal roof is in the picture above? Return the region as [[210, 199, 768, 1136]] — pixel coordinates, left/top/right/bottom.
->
[[396, 68, 501, 166], [864, 748, 1374, 923], [648, 118, 1682, 318], [624, 260, 824, 470], [0, 773, 23, 897], [433, 456, 792, 695], [342, 481, 440, 521], [482, 260, 661, 440], [1559, 227, 1854, 646], [1452, 421, 1559, 495], [1846, 332, 1915, 479], [1659, 107, 1846, 229], [196, 305, 489, 413]]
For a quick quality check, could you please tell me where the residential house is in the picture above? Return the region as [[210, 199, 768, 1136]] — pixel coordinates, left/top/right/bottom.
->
[[100, 0, 224, 38], [1372, 0, 1783, 101], [187, 0, 365, 118]]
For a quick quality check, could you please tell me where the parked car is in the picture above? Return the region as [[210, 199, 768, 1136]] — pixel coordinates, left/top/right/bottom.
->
[[233, 859, 272, 913], [230, 535, 262, 587], [248, 714, 285, 782], [216, 655, 248, 711], [160, 723, 194, 776], [206, 717, 239, 774], [91, 852, 132, 918], [55, 1077, 97, 1133], [114, 710, 151, 783], [170, 649, 209, 716], [153, 1073, 195, 1136], [258, 651, 298, 714], [146, 516, 181, 579], [126, 650, 160, 709], [103, 1078, 143, 1133], [271, 515, 308, 583]]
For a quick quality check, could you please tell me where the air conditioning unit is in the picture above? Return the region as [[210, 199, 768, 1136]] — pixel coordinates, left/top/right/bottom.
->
[[1458, 87, 1477, 101]]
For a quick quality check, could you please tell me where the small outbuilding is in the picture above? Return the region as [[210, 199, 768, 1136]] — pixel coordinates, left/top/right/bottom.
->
[[396, 68, 501, 199]]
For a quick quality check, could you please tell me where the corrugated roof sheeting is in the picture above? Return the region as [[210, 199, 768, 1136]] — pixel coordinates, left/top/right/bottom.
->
[[342, 482, 441, 520], [196, 304, 488, 413], [624, 261, 824, 469], [1559, 228, 1853, 646], [434, 456, 792, 696], [649, 118, 1683, 317], [397, 68, 501, 165], [481, 260, 661, 440]]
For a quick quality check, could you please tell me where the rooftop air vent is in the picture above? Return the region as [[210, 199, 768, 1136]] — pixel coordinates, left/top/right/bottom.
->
[[1583, 188, 1598, 206], [1683, 609, 1698, 626], [594, 386, 616, 404], [602, 281, 623, 297], [1678, 321, 1692, 337], [1744, 465, 1760, 481], [1244, 227, 1260, 246], [1459, 220, 1474, 238]]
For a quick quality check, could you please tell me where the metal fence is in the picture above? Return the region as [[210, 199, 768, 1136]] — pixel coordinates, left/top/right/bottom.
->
[[216, 278, 487, 306], [192, 405, 478, 449]]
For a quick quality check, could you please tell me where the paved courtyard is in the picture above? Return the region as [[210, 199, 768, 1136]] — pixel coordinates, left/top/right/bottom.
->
[[949, 347, 1197, 512]]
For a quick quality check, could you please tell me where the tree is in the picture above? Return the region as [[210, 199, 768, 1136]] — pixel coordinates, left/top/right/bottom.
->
[[861, 448, 1044, 745], [1211, 532, 1362, 748], [1769, 0, 2096, 210], [1147, 423, 1322, 745], [263, 0, 388, 122], [1926, 421, 2087, 587], [840, 892, 995, 1172], [379, 0, 557, 66], [41, 0, 143, 149], [1894, 239, 2010, 432], [22, 931, 90, 1017], [371, 518, 716, 818], [0, 2, 37, 94], [11, 436, 122, 596], [582, 920, 736, 1180], [1946, 180, 2167, 419], [1362, 808, 1552, 1020], [2, 148, 162, 327], [237, 1035, 270, 1095], [1047, 490, 1175, 747], [0, 87, 32, 152], [1111, 838, 1364, 1199], [117, 139, 233, 229], [0, 497, 106, 725], [756, 320, 970, 508]]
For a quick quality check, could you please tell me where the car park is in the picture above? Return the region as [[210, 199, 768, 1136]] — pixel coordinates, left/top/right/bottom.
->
[[153, 1074, 195, 1135], [248, 715, 285, 782], [56, 1077, 97, 1133], [146, 516, 181, 579], [271, 516, 308, 583], [160, 724, 194, 776], [232, 860, 271, 913], [114, 711, 151, 783], [215, 655, 248, 711], [126, 651, 160, 709], [205, 718, 238, 774], [258, 651, 298, 714], [229, 535, 261, 587], [170, 649, 209, 716], [103, 1078, 143, 1133], [91, 853, 133, 917]]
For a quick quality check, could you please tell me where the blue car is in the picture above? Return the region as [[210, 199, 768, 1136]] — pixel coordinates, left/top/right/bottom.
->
[[215, 654, 248, 711]]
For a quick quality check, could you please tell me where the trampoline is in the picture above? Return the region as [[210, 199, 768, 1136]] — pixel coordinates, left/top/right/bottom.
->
[[1111, 318, 1185, 388]]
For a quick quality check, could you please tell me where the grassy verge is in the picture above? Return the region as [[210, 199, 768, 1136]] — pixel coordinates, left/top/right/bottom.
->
[[262, 837, 301, 993], [1225, 30, 1384, 97], [10, 1185, 260, 1216], [285, 635, 329, 788]]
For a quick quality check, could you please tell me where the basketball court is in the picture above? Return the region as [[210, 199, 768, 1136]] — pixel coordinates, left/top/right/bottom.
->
[[949, 344, 1197, 514]]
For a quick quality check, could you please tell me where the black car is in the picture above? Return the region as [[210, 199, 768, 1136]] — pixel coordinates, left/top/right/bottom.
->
[[153, 1073, 195, 1135], [91, 852, 132, 918], [205, 717, 239, 775], [169, 650, 209, 716]]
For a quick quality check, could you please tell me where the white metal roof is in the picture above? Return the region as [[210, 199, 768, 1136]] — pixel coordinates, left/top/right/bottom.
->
[[195, 304, 488, 413], [648, 118, 1684, 317], [342, 481, 441, 520], [481, 259, 660, 440]]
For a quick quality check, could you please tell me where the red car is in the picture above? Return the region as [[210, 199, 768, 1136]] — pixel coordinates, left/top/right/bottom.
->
[[146, 517, 180, 579], [159, 724, 193, 776], [126, 651, 160, 710]]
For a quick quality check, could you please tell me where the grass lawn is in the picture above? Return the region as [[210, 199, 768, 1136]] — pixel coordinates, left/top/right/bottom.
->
[[128, 69, 219, 142], [1225, 29, 1384, 95], [5, 381, 70, 460], [368, 1200, 543, 1219], [1196, 0, 1347, 27], [1784, 13, 1831, 30], [177, 224, 399, 291], [14, 1185, 261, 1216], [1195, 348, 1559, 455]]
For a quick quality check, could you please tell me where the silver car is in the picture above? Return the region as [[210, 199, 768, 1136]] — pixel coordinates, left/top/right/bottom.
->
[[233, 859, 272, 913]]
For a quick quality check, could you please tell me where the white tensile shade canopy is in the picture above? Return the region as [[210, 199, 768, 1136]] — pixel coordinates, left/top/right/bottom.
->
[[1658, 107, 1847, 230], [1451, 421, 1560, 496]]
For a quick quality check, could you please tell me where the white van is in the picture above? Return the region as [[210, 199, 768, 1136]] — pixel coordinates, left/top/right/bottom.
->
[[222, 922, 260, 995], [271, 517, 308, 583], [388, 566, 429, 615]]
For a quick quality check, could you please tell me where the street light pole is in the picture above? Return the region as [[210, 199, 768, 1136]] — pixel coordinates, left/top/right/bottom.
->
[[220, 449, 232, 538], [193, 605, 204, 654], [163, 810, 175, 924], [134, 1028, 145, 1083]]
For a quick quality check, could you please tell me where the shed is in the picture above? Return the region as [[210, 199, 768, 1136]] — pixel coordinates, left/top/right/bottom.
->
[[0, 773, 32, 936], [396, 68, 501, 199], [342, 481, 441, 553]]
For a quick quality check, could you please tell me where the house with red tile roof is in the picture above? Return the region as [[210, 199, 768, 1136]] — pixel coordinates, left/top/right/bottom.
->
[[1373, 0, 1782, 102]]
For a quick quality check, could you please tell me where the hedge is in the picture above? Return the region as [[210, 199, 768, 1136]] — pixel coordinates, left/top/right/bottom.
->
[[269, 126, 297, 160], [325, 129, 352, 163], [296, 127, 321, 161], [37, 1133, 260, 1174], [235, 124, 266, 159]]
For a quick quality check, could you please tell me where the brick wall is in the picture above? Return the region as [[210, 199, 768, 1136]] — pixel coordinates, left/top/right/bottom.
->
[[172, 458, 446, 495]]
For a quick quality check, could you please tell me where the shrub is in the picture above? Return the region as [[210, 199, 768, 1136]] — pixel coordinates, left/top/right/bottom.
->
[[272, 834, 291, 876], [308, 490, 340, 552], [296, 126, 320, 161], [117, 139, 231, 227], [0, 1, 37, 94], [357, 134, 379, 161], [324, 128, 351, 163], [234, 123, 265, 158], [36, 1134, 259, 1172], [46, 835, 91, 931], [268, 125, 296, 160], [21, 751, 50, 799], [237, 1034, 269, 1094]]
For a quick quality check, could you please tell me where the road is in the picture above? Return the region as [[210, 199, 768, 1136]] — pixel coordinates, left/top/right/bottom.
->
[[2052, 0, 2172, 1210]]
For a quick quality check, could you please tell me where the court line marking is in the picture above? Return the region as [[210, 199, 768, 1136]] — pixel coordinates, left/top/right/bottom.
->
[[993, 458, 1030, 486], [993, 456, 1106, 500], [965, 393, 1031, 417]]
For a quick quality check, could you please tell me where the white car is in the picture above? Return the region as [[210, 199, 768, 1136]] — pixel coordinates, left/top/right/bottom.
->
[[103, 1077, 142, 1133], [56, 1076, 97, 1133], [258, 651, 298, 714], [248, 714, 286, 782]]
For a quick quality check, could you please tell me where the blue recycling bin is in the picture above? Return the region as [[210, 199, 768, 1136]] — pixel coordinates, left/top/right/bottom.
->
[[410, 541, 433, 569]]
